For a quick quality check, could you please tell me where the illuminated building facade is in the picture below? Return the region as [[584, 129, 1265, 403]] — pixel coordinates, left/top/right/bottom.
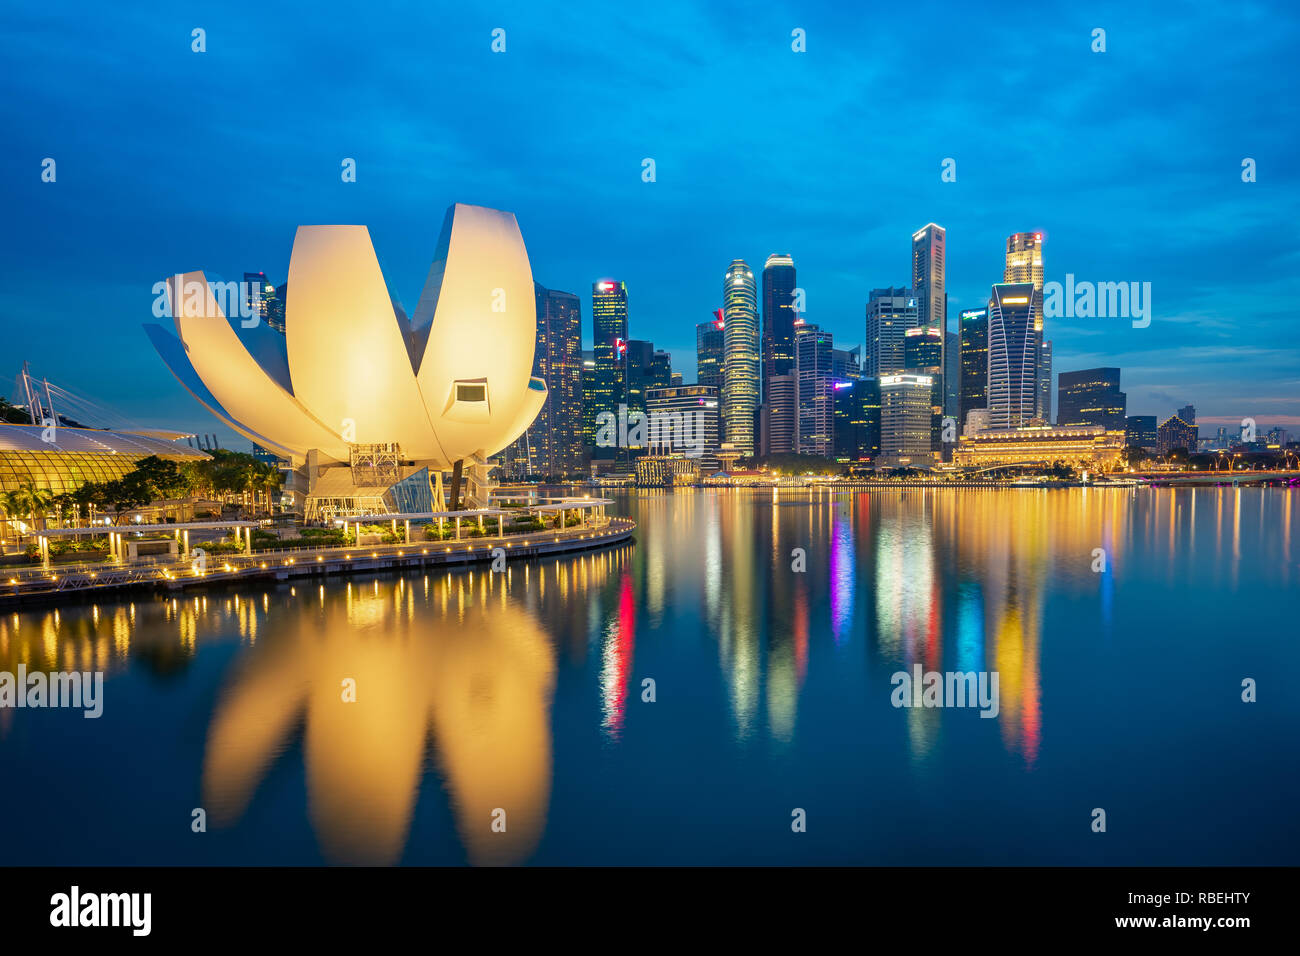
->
[[1004, 232, 1050, 421], [1057, 367, 1126, 432], [722, 260, 759, 457], [795, 323, 834, 456], [761, 254, 797, 456], [865, 287, 919, 377], [959, 307, 988, 427], [503, 283, 583, 477], [589, 280, 629, 455], [1157, 415, 1197, 456], [880, 373, 934, 462], [646, 384, 720, 469], [986, 283, 1039, 429], [953, 424, 1126, 470], [0, 424, 207, 496], [905, 325, 945, 450]]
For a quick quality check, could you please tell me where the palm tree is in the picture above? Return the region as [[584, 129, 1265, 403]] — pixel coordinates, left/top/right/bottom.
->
[[258, 462, 284, 515], [4, 482, 54, 533]]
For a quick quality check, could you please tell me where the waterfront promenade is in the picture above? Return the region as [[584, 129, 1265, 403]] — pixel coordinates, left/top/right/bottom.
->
[[0, 516, 635, 609]]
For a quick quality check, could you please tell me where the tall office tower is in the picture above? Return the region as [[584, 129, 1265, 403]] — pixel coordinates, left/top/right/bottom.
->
[[864, 287, 920, 376], [911, 223, 947, 390], [1177, 404, 1196, 425], [880, 373, 935, 460], [1038, 339, 1053, 423], [646, 384, 721, 469], [794, 323, 834, 456], [580, 349, 597, 451], [833, 377, 881, 462], [518, 282, 583, 477], [832, 345, 862, 382], [1126, 415, 1158, 453], [722, 260, 759, 456], [589, 280, 629, 456], [1003, 232, 1048, 420], [904, 325, 945, 450], [763, 373, 796, 457], [651, 350, 672, 388], [696, 311, 725, 391], [1057, 367, 1126, 432], [986, 282, 1039, 429], [670, 372, 683, 387], [761, 254, 797, 429], [959, 307, 989, 427]]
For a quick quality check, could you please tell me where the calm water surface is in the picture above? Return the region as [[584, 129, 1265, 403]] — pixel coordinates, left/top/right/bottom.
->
[[1, 488, 1297, 865]]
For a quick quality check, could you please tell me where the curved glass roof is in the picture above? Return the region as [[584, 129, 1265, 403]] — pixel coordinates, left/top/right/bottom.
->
[[0, 423, 209, 458]]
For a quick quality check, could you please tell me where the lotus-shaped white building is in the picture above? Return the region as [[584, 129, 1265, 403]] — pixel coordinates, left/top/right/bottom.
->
[[146, 203, 547, 510]]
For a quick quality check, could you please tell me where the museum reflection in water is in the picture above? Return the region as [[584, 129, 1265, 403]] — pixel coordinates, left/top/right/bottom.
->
[[0, 487, 1291, 864]]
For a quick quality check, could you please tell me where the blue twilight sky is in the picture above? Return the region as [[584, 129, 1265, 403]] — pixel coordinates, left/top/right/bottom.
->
[[2, 0, 1298, 444]]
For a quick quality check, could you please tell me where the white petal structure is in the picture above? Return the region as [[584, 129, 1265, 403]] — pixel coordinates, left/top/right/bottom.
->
[[146, 203, 547, 469]]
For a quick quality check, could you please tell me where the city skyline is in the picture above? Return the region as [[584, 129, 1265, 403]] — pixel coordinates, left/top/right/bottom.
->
[[3, 2, 1298, 442]]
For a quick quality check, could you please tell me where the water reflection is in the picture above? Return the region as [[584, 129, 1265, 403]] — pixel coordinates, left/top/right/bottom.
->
[[1, 487, 1295, 865]]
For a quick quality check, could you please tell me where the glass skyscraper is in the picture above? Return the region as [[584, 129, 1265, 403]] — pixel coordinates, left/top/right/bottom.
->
[[864, 287, 919, 377], [1004, 232, 1050, 421], [795, 322, 833, 456], [959, 307, 989, 428], [761, 254, 797, 456], [696, 311, 725, 393], [1057, 367, 1126, 432], [986, 283, 1039, 429], [588, 280, 628, 456], [722, 260, 758, 457]]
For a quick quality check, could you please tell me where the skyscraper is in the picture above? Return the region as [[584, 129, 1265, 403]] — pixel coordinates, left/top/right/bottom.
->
[[958, 307, 988, 427], [588, 280, 628, 455], [911, 223, 947, 399], [880, 374, 934, 461], [761, 254, 797, 457], [795, 322, 834, 456], [1157, 415, 1197, 456], [833, 377, 881, 462], [831, 345, 862, 382], [864, 287, 919, 377], [1004, 232, 1049, 421], [1177, 404, 1196, 425], [696, 311, 725, 391], [530, 283, 583, 476], [646, 384, 721, 470], [624, 339, 656, 426], [905, 325, 945, 450], [651, 350, 673, 389], [722, 260, 759, 457], [1057, 367, 1126, 433], [986, 283, 1039, 429]]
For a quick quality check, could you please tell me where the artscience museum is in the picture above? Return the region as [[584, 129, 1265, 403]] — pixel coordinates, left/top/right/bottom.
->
[[146, 203, 548, 518]]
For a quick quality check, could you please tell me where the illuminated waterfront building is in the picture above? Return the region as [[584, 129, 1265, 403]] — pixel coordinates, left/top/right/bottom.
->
[[588, 279, 629, 455], [645, 384, 720, 470], [879, 373, 934, 464], [1057, 367, 1126, 432], [1157, 415, 1197, 456], [1004, 232, 1050, 421], [959, 307, 988, 427], [795, 323, 834, 457], [0, 424, 207, 496], [761, 254, 797, 456], [722, 260, 759, 457], [953, 424, 1126, 471], [865, 287, 919, 377], [986, 282, 1039, 429]]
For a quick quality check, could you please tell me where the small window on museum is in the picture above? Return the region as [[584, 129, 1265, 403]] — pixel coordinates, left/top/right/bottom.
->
[[456, 383, 487, 403]]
